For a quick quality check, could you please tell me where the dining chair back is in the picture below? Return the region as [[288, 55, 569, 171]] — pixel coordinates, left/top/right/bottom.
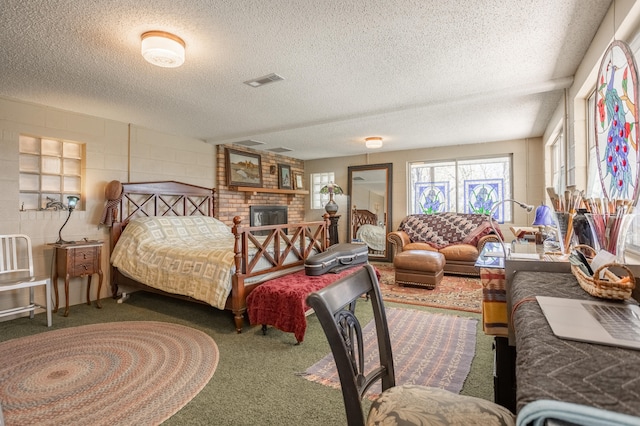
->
[[0, 234, 52, 326], [306, 264, 515, 425]]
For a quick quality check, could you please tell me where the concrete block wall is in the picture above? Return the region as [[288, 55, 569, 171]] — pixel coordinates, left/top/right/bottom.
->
[[0, 96, 216, 321]]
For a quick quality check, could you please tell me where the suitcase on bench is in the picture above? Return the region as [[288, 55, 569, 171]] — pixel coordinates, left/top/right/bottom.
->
[[304, 243, 368, 276]]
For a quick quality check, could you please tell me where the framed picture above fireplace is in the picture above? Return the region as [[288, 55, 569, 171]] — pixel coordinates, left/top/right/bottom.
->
[[278, 164, 292, 189], [225, 148, 263, 188]]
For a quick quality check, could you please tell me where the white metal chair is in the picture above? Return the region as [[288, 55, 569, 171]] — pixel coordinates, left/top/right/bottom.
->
[[0, 234, 52, 327]]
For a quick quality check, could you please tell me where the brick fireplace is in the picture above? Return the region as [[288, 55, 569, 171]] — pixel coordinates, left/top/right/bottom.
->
[[215, 144, 306, 226]]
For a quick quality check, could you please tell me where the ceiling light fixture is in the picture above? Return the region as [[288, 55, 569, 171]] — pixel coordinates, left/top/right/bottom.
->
[[141, 31, 185, 68], [365, 136, 383, 149]]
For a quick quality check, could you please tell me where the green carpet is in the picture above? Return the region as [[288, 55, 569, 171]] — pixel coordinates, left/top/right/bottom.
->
[[0, 292, 494, 425]]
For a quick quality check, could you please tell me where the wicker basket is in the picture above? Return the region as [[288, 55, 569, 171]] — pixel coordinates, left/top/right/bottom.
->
[[570, 245, 636, 300]]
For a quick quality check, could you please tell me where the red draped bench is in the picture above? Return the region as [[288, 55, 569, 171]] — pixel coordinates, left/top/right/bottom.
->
[[246, 265, 377, 343]]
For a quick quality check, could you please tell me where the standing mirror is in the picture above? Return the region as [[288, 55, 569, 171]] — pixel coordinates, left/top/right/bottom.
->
[[347, 163, 392, 262]]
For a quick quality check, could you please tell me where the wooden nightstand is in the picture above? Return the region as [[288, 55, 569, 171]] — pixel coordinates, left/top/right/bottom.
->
[[50, 240, 104, 317]]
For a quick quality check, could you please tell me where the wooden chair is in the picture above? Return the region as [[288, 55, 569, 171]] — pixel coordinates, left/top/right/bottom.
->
[[0, 235, 52, 327], [306, 264, 515, 426]]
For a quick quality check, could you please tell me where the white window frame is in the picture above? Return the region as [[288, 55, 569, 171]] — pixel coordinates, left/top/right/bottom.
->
[[18, 135, 83, 211], [586, 89, 602, 199], [310, 172, 335, 209], [407, 155, 513, 220], [551, 132, 565, 196]]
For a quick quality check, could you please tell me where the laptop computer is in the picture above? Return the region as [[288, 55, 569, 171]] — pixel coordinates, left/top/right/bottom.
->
[[536, 295, 640, 350]]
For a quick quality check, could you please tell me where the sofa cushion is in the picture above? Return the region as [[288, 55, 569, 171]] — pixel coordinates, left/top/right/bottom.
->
[[404, 242, 439, 252], [439, 244, 479, 262]]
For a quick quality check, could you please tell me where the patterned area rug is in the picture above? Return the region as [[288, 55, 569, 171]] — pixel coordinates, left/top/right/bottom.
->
[[372, 262, 482, 313], [303, 308, 477, 396], [0, 321, 219, 426]]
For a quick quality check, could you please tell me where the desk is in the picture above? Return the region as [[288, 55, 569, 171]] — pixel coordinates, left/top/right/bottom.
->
[[475, 242, 508, 337], [476, 243, 568, 337], [50, 241, 104, 317], [477, 245, 570, 412], [510, 271, 640, 418]]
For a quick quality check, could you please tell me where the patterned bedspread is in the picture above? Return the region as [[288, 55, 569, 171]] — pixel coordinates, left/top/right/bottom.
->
[[356, 224, 386, 251], [110, 216, 236, 309], [397, 213, 498, 249]]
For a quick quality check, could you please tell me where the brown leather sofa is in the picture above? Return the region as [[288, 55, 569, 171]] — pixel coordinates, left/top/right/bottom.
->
[[387, 213, 501, 276]]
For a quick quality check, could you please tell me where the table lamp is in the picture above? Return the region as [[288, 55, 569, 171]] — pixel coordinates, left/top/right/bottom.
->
[[489, 199, 534, 258], [56, 195, 80, 244], [532, 203, 554, 245]]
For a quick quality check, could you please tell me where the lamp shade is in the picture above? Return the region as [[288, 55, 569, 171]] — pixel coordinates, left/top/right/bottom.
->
[[365, 137, 383, 149], [141, 31, 185, 68], [67, 195, 80, 211], [532, 204, 553, 226]]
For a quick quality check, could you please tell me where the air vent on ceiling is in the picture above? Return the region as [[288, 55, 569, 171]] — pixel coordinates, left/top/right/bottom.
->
[[267, 147, 293, 153], [244, 73, 285, 88], [233, 139, 265, 147]]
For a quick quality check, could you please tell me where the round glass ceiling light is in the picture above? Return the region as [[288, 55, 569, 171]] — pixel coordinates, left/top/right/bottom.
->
[[365, 136, 383, 149], [141, 31, 185, 68]]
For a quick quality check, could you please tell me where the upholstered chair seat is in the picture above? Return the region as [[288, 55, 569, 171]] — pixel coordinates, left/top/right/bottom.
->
[[368, 385, 514, 425]]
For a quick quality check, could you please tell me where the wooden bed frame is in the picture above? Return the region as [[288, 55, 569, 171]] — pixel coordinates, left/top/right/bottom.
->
[[109, 180, 330, 332], [351, 207, 385, 255], [351, 207, 378, 237]]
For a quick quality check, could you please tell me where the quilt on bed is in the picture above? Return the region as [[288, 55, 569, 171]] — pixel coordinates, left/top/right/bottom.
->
[[356, 224, 386, 251], [110, 216, 236, 309]]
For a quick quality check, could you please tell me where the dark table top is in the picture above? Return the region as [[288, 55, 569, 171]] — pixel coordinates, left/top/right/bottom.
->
[[511, 271, 640, 417]]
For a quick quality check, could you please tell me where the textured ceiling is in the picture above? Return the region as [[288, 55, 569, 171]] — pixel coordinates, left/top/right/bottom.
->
[[0, 0, 612, 160]]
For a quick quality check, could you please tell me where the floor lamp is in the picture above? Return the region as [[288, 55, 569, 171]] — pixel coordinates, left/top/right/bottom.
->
[[489, 199, 534, 258]]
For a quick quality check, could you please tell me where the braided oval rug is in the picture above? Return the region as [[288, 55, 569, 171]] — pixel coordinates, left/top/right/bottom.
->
[[0, 321, 219, 425]]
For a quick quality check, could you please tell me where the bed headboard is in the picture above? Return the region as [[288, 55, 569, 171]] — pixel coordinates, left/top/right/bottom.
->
[[114, 181, 214, 221], [110, 180, 215, 250], [351, 207, 378, 237]]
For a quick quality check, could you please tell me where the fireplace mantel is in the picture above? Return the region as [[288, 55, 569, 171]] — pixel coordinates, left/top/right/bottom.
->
[[229, 185, 308, 203]]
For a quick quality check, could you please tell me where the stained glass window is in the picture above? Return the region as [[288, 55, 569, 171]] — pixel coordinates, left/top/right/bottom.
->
[[409, 156, 512, 221]]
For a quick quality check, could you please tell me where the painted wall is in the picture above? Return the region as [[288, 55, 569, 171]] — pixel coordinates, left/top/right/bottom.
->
[[0, 96, 215, 317], [304, 138, 544, 244], [543, 0, 640, 196]]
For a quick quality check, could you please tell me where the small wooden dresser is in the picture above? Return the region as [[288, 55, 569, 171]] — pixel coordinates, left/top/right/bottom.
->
[[50, 240, 103, 317]]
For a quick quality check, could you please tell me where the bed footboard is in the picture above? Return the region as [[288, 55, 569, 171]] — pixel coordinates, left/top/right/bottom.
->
[[228, 215, 330, 332]]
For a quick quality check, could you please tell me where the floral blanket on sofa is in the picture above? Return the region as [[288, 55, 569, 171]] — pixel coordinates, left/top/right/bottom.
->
[[397, 213, 500, 249]]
